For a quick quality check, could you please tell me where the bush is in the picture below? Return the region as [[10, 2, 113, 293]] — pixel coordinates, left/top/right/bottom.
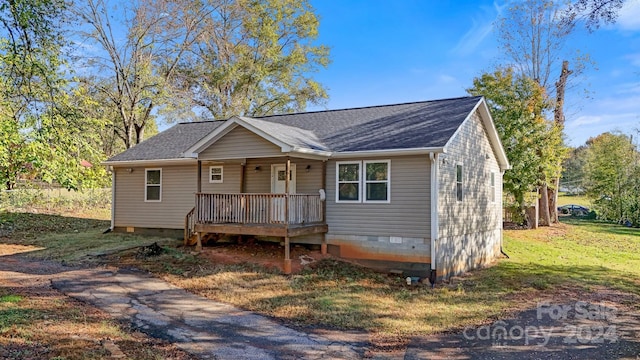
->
[[0, 188, 111, 212]]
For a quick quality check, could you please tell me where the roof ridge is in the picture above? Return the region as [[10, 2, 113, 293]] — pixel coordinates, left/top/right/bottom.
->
[[255, 95, 481, 119], [177, 119, 227, 125]]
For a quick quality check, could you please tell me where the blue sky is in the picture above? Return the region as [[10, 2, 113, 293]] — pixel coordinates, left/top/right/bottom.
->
[[306, 0, 640, 147]]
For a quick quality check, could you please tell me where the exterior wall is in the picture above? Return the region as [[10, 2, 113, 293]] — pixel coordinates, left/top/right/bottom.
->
[[200, 161, 242, 193], [199, 126, 282, 160], [324, 155, 431, 271], [113, 164, 197, 229], [436, 111, 503, 280], [243, 157, 324, 194]]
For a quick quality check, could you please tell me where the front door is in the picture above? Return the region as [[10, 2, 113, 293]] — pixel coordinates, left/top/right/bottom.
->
[[271, 164, 296, 194], [271, 164, 296, 223]]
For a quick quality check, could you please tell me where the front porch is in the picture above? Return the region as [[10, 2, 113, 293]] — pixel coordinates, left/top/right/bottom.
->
[[185, 192, 328, 274]]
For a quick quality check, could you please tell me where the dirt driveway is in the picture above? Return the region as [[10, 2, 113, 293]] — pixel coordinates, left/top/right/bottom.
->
[[2, 250, 639, 359]]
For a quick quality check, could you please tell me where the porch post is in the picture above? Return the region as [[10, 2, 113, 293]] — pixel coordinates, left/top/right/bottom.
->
[[197, 160, 202, 193], [321, 160, 327, 255], [284, 157, 291, 273], [196, 232, 202, 252], [240, 162, 246, 193], [284, 236, 291, 274]]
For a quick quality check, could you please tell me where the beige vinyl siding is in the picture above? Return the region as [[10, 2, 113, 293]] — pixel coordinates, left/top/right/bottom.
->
[[436, 110, 503, 278], [114, 165, 197, 229], [199, 126, 282, 160], [200, 162, 242, 193], [244, 157, 323, 194], [325, 155, 430, 239]]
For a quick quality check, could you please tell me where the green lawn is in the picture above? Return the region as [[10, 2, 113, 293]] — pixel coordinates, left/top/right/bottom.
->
[[1, 210, 639, 344], [557, 192, 591, 207]]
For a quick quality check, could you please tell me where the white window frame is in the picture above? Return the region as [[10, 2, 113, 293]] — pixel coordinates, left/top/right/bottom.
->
[[363, 160, 391, 204], [490, 171, 496, 203], [456, 164, 463, 202], [336, 161, 361, 203], [145, 168, 162, 202], [209, 165, 223, 183], [335, 160, 391, 204]]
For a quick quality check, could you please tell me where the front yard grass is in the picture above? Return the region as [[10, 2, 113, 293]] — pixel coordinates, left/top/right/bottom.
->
[[1, 209, 639, 345]]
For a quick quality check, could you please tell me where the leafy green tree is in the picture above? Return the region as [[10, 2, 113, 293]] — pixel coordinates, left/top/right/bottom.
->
[[158, 0, 330, 119], [584, 132, 640, 224], [468, 68, 565, 223], [561, 146, 588, 194]]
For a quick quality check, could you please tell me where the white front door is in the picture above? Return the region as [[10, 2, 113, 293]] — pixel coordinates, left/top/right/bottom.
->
[[271, 164, 296, 194], [271, 164, 296, 223]]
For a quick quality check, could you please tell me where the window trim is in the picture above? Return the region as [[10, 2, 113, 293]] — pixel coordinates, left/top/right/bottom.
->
[[145, 168, 162, 202], [336, 161, 361, 203], [363, 160, 391, 204], [209, 165, 223, 183], [456, 163, 463, 202]]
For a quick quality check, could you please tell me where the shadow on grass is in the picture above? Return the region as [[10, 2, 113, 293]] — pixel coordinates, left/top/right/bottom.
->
[[0, 211, 109, 241]]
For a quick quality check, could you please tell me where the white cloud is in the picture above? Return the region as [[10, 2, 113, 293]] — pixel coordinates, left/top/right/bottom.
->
[[438, 74, 457, 84], [451, 1, 506, 56], [570, 115, 603, 126], [616, 0, 640, 31]]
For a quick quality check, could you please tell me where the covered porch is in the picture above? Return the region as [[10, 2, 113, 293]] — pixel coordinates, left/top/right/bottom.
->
[[184, 157, 328, 274]]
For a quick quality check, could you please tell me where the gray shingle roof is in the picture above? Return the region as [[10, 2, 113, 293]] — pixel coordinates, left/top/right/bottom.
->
[[256, 96, 482, 152], [238, 116, 330, 152], [106, 96, 482, 162], [107, 121, 225, 162]]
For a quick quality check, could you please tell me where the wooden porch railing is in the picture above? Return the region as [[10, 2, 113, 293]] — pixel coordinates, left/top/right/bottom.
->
[[184, 207, 196, 244], [195, 193, 324, 225]]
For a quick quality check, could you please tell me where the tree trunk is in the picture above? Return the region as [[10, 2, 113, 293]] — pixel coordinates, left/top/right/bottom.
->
[[548, 60, 573, 223], [539, 184, 551, 226]]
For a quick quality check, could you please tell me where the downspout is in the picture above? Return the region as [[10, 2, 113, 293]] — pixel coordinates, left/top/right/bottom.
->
[[429, 152, 439, 286], [108, 166, 115, 232]]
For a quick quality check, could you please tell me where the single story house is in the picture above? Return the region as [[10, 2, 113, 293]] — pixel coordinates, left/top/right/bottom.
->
[[104, 96, 510, 282]]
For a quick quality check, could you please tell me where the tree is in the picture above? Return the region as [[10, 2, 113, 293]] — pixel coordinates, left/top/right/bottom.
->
[[163, 0, 330, 120], [497, 0, 579, 225], [584, 132, 639, 224], [0, 0, 66, 189], [468, 68, 565, 225], [561, 145, 588, 194], [562, 0, 625, 31]]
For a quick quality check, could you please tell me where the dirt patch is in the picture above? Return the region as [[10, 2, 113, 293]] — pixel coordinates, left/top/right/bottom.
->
[[199, 240, 332, 273]]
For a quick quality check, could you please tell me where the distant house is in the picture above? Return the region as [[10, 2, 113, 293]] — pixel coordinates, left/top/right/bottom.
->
[[104, 96, 510, 282]]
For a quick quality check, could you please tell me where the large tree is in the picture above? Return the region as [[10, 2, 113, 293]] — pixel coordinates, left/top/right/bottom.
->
[[584, 132, 640, 224], [497, 0, 579, 225], [468, 68, 565, 224], [163, 0, 330, 120]]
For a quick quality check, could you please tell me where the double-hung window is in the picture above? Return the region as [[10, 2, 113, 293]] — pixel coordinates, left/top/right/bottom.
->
[[364, 160, 390, 202], [336, 160, 390, 203], [490, 172, 496, 202], [145, 169, 162, 202], [337, 162, 360, 202], [209, 166, 223, 183]]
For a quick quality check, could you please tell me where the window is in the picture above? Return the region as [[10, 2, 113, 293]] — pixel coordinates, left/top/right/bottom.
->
[[490, 172, 496, 202], [336, 160, 391, 203], [364, 160, 390, 202], [337, 161, 360, 202], [209, 166, 223, 183], [456, 164, 463, 201], [145, 169, 161, 202]]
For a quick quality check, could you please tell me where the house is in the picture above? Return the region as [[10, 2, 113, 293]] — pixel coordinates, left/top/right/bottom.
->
[[104, 96, 510, 282]]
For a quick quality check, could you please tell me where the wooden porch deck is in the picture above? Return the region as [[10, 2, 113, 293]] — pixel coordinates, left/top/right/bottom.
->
[[185, 193, 328, 274]]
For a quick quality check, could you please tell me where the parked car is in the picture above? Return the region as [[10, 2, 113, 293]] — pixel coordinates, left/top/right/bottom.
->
[[558, 204, 590, 216]]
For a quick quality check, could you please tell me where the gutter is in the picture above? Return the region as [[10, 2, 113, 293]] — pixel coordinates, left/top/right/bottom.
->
[[429, 152, 439, 286], [102, 158, 197, 167]]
